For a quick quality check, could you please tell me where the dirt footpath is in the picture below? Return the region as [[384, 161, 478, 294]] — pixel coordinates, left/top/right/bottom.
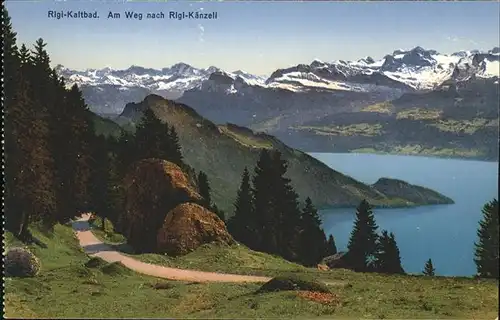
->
[[72, 214, 271, 283]]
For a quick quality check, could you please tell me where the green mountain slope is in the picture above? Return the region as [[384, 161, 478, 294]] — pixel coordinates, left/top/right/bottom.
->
[[111, 95, 453, 214], [288, 79, 499, 161]]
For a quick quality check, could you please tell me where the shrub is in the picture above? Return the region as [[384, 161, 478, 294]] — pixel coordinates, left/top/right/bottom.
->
[[85, 257, 108, 269], [5, 247, 41, 277], [100, 262, 131, 276], [257, 275, 330, 294]]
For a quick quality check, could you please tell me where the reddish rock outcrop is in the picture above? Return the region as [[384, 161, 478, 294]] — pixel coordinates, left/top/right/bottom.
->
[[156, 202, 235, 256], [120, 159, 203, 252]]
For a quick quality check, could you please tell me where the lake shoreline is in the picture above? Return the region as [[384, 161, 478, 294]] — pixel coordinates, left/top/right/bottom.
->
[[313, 152, 498, 277], [309, 151, 499, 163]]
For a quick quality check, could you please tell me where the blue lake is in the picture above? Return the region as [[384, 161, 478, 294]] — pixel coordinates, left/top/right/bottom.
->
[[311, 153, 499, 277]]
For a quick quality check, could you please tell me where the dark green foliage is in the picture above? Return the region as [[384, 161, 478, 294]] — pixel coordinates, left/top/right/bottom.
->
[[88, 135, 123, 229], [227, 167, 256, 246], [228, 152, 332, 266], [374, 230, 405, 274], [326, 235, 338, 256], [197, 171, 212, 208], [299, 197, 328, 266], [474, 199, 499, 279], [115, 130, 136, 176], [423, 258, 435, 276], [257, 275, 330, 294], [211, 204, 226, 222], [346, 200, 380, 272], [84, 257, 107, 269], [251, 150, 303, 262], [4, 9, 57, 237], [167, 126, 183, 166], [135, 109, 164, 160], [133, 109, 184, 166]]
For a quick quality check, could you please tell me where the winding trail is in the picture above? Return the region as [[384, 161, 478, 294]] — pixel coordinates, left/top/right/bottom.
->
[[72, 214, 272, 283]]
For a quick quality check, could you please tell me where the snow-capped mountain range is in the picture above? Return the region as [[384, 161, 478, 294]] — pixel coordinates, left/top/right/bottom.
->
[[56, 46, 499, 114], [55, 63, 267, 94]]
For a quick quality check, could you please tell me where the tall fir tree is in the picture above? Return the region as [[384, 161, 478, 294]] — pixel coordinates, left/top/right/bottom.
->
[[104, 145, 124, 231], [423, 258, 436, 276], [88, 135, 111, 229], [251, 149, 303, 262], [197, 171, 212, 208], [135, 109, 164, 160], [166, 125, 183, 166], [474, 199, 499, 279], [299, 197, 328, 266], [227, 167, 256, 246], [4, 7, 23, 234], [374, 230, 405, 274], [115, 130, 136, 176], [4, 29, 57, 235], [252, 149, 274, 250], [346, 199, 380, 272], [326, 234, 338, 256]]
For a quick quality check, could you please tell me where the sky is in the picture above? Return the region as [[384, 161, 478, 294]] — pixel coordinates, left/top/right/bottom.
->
[[6, 0, 500, 76]]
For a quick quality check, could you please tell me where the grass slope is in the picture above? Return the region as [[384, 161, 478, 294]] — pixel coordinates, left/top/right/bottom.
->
[[113, 95, 453, 213], [5, 222, 498, 319]]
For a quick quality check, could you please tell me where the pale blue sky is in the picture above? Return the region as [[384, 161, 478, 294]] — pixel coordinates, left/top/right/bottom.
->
[[6, 0, 500, 75]]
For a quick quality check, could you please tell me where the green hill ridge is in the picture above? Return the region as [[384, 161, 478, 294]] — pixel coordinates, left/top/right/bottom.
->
[[106, 94, 454, 214]]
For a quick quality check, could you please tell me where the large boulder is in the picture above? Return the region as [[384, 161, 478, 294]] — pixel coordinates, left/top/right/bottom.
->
[[156, 202, 235, 256], [120, 159, 203, 252], [5, 247, 41, 277]]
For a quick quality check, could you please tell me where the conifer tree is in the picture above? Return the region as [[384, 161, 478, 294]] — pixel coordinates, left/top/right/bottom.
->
[[4, 7, 23, 234], [105, 150, 125, 230], [252, 150, 303, 262], [299, 197, 327, 266], [135, 108, 164, 160], [116, 130, 136, 175], [346, 199, 379, 271], [375, 230, 405, 274], [4, 35, 57, 235], [252, 149, 274, 250], [167, 125, 183, 166], [88, 135, 111, 229], [197, 171, 212, 208], [474, 199, 499, 279], [326, 234, 338, 256], [423, 258, 436, 276], [227, 167, 256, 246]]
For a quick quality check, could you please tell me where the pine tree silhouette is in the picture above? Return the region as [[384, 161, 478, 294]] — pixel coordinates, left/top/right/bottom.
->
[[346, 200, 379, 272], [252, 149, 303, 262], [197, 171, 212, 208], [326, 234, 338, 256], [88, 135, 112, 229], [227, 167, 256, 246], [299, 197, 328, 266], [4, 20, 57, 236], [135, 109, 164, 160], [375, 230, 405, 274], [474, 199, 499, 279], [167, 125, 183, 166], [423, 258, 436, 276]]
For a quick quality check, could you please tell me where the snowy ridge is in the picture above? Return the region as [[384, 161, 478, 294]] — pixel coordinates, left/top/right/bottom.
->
[[56, 46, 499, 98], [55, 63, 266, 93], [266, 46, 500, 92]]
